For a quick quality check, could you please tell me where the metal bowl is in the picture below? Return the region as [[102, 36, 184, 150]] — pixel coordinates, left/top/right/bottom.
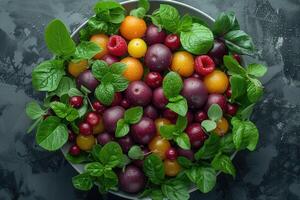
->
[[62, 0, 227, 199]]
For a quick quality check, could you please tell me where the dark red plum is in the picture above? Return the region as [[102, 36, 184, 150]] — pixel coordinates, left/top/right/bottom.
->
[[144, 44, 172, 72], [152, 87, 168, 109], [177, 148, 195, 161], [208, 40, 227, 65], [205, 94, 227, 112], [102, 106, 125, 133], [131, 117, 156, 145], [97, 132, 114, 145], [186, 123, 207, 149], [181, 78, 208, 109], [101, 54, 119, 65], [76, 70, 99, 91], [186, 111, 194, 125], [125, 81, 152, 106], [117, 135, 134, 153], [163, 109, 178, 123], [143, 105, 158, 120], [111, 92, 122, 106], [120, 98, 131, 109], [165, 147, 178, 160], [194, 110, 208, 123], [118, 165, 146, 193], [145, 24, 166, 45]]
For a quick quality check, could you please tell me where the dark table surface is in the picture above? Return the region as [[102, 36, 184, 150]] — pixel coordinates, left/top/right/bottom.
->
[[0, 0, 299, 199]]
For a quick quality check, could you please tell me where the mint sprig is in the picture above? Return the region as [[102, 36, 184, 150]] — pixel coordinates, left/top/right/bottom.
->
[[160, 116, 191, 149], [201, 104, 222, 132], [115, 106, 143, 138], [130, 0, 150, 19]]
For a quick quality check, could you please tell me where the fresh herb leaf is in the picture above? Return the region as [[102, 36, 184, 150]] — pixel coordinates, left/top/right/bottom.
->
[[65, 152, 90, 164], [247, 79, 263, 103], [180, 23, 214, 55], [224, 30, 255, 55], [163, 72, 183, 99], [99, 142, 123, 167], [32, 60, 65, 92], [85, 162, 105, 177], [153, 4, 180, 33], [92, 60, 110, 80], [90, 144, 102, 162], [49, 101, 79, 121], [176, 116, 188, 132], [207, 104, 223, 121], [140, 188, 166, 200], [78, 98, 88, 117], [143, 154, 165, 184], [95, 83, 115, 106], [27, 117, 43, 134], [160, 124, 177, 139], [130, 7, 147, 18], [26, 101, 45, 120], [115, 119, 130, 138], [54, 77, 76, 97], [237, 103, 255, 120], [128, 145, 144, 160], [166, 95, 188, 116], [246, 63, 267, 77], [110, 62, 126, 75], [195, 133, 221, 160], [93, 0, 125, 24], [175, 133, 191, 150], [220, 134, 236, 154], [97, 170, 118, 193], [223, 55, 247, 76], [161, 179, 190, 200], [36, 116, 68, 151], [72, 173, 93, 191], [230, 75, 247, 100], [138, 0, 150, 12], [177, 156, 193, 168], [186, 166, 216, 193], [68, 87, 84, 97], [111, 74, 128, 92], [201, 120, 217, 132], [211, 153, 236, 177], [177, 14, 193, 32], [124, 106, 143, 124], [44, 19, 75, 57], [73, 41, 102, 61], [213, 11, 240, 36]]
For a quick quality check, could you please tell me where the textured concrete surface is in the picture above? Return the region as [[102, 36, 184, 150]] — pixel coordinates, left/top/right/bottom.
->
[[0, 0, 299, 199]]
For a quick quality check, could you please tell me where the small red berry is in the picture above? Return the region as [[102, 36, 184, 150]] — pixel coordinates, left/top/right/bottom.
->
[[194, 55, 215, 76], [69, 145, 81, 156], [164, 34, 180, 51], [233, 54, 242, 64], [120, 98, 131, 109], [85, 112, 100, 126], [194, 111, 208, 123], [225, 86, 232, 98], [163, 109, 178, 123], [111, 92, 122, 106], [166, 147, 178, 160], [68, 130, 76, 142], [69, 96, 83, 108], [144, 72, 163, 88], [79, 122, 92, 136], [227, 103, 238, 116], [107, 35, 127, 56], [92, 101, 106, 114]]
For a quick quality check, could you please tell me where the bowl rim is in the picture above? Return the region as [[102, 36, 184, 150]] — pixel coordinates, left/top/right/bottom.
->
[[66, 0, 237, 199]]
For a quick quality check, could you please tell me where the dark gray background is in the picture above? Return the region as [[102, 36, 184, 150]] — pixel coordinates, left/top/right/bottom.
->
[[0, 0, 299, 199]]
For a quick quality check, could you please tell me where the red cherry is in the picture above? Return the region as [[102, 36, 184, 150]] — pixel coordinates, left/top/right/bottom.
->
[[69, 96, 83, 108], [194, 55, 215, 76], [227, 103, 238, 116], [111, 92, 122, 106], [164, 34, 180, 51], [86, 112, 100, 126], [69, 145, 81, 156], [92, 101, 106, 114], [194, 111, 208, 123], [165, 147, 178, 160], [107, 35, 127, 56], [68, 130, 76, 142], [186, 123, 207, 149], [79, 122, 92, 136], [120, 98, 131, 109], [225, 86, 232, 98], [233, 54, 242, 64], [163, 109, 178, 123], [144, 72, 163, 88]]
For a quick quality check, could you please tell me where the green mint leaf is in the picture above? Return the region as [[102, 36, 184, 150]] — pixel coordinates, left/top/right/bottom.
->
[[90, 144, 102, 162], [191, 16, 209, 27], [54, 77, 76, 97], [155, 4, 180, 33], [78, 98, 88, 117], [128, 145, 144, 160], [70, 121, 79, 134], [101, 73, 114, 84], [97, 170, 118, 193], [176, 116, 188, 132], [175, 133, 191, 150], [65, 107, 79, 122], [247, 79, 263, 103], [160, 124, 177, 140], [36, 116, 68, 151], [73, 41, 102, 61], [195, 133, 221, 160], [207, 104, 223, 121], [246, 63, 267, 77], [211, 153, 236, 177], [186, 166, 216, 193], [44, 19, 76, 56], [213, 11, 240, 36], [230, 75, 247, 100], [92, 60, 110, 80], [115, 119, 130, 138], [32, 60, 65, 92], [143, 154, 165, 184], [220, 134, 236, 154], [223, 55, 247, 76], [68, 87, 84, 97], [65, 151, 90, 164], [163, 72, 183, 99], [72, 173, 93, 191], [111, 74, 129, 92], [166, 96, 188, 116], [27, 117, 43, 134], [130, 7, 147, 18], [117, 154, 131, 168], [140, 188, 166, 200], [124, 106, 143, 124], [180, 23, 214, 55], [110, 62, 126, 75], [95, 84, 115, 106], [201, 120, 217, 132], [161, 179, 190, 200], [177, 14, 193, 33], [26, 101, 45, 120], [177, 156, 193, 168], [139, 0, 150, 12], [93, 0, 125, 24], [49, 101, 68, 118], [224, 30, 255, 55], [85, 162, 105, 177], [237, 103, 255, 120], [99, 141, 123, 167], [81, 85, 92, 95]]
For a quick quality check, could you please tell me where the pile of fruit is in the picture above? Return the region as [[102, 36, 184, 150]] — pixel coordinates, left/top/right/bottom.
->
[[26, 0, 267, 199]]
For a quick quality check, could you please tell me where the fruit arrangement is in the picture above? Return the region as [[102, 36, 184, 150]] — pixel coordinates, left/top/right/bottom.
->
[[26, 0, 268, 199]]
